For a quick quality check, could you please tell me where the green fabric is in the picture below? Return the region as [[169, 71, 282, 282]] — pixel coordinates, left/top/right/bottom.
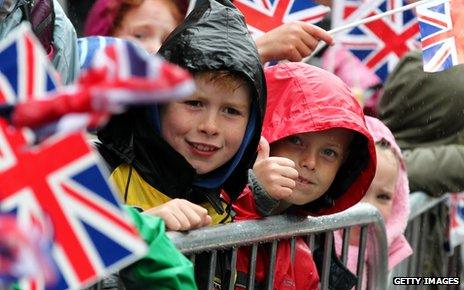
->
[[378, 50, 464, 194], [120, 206, 197, 290], [404, 145, 464, 195], [379, 50, 464, 149]]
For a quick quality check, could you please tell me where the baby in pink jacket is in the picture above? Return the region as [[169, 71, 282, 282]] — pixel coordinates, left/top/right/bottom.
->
[[335, 116, 413, 288]]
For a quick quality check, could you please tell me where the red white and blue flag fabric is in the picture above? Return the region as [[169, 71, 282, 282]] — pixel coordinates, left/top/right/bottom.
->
[[0, 24, 59, 105], [0, 24, 151, 290], [0, 119, 147, 290], [334, 0, 420, 82], [331, 0, 366, 28], [233, 0, 331, 37], [0, 31, 195, 138], [449, 192, 464, 249], [416, 0, 464, 72], [0, 214, 56, 286]]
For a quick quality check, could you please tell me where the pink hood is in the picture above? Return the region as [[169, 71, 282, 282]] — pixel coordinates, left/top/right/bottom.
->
[[335, 117, 412, 283], [365, 116, 412, 270]]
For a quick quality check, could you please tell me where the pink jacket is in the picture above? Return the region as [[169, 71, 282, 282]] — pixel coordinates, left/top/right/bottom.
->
[[335, 116, 412, 287]]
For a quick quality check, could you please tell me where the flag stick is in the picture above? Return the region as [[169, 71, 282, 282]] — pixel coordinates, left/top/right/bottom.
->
[[302, 0, 448, 62]]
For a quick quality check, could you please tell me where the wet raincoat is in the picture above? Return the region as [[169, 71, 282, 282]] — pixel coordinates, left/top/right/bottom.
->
[[334, 116, 412, 289], [233, 62, 376, 290], [378, 50, 464, 195], [96, 0, 265, 222], [97, 0, 265, 288]]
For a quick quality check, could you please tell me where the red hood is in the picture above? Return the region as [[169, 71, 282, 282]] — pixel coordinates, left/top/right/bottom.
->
[[263, 63, 376, 215]]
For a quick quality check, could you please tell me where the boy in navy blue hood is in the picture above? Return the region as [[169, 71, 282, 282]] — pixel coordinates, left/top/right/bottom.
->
[[97, 0, 266, 231]]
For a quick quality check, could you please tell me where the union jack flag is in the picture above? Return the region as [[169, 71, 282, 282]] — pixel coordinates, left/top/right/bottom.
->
[[331, 0, 365, 28], [416, 0, 464, 72], [0, 24, 59, 105], [449, 192, 464, 249], [0, 119, 147, 290], [335, 0, 420, 82], [233, 0, 331, 37]]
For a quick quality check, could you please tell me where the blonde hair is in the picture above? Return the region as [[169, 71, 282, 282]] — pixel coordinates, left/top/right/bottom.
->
[[194, 70, 252, 98]]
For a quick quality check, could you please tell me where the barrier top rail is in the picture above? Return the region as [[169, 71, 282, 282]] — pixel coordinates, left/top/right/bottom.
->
[[408, 191, 449, 221], [168, 203, 387, 253], [168, 203, 388, 289]]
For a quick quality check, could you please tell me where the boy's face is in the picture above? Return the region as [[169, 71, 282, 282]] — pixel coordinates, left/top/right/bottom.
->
[[113, 0, 181, 54], [270, 128, 353, 205], [160, 75, 251, 174], [362, 148, 397, 222]]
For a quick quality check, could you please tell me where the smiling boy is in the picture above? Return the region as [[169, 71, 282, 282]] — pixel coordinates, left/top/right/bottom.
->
[[97, 0, 266, 231]]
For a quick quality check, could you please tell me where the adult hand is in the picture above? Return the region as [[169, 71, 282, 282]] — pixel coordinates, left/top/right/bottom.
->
[[144, 199, 212, 231], [253, 137, 299, 200], [255, 21, 334, 63]]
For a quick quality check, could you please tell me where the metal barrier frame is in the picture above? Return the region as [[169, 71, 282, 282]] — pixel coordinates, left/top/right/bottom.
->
[[168, 203, 389, 290], [389, 191, 453, 290]]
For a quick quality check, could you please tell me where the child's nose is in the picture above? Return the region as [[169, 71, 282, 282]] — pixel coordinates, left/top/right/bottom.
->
[[142, 38, 163, 54], [198, 114, 219, 135], [299, 150, 317, 171]]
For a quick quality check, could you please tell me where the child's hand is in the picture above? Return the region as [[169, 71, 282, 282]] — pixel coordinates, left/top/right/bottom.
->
[[253, 137, 299, 200], [144, 199, 212, 231], [255, 21, 334, 64]]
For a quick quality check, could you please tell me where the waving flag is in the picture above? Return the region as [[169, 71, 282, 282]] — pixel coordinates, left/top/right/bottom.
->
[[331, 0, 365, 28], [335, 0, 420, 82], [0, 24, 58, 105], [0, 31, 195, 139], [78, 36, 124, 70], [233, 0, 330, 37], [449, 192, 464, 249], [0, 120, 147, 290], [416, 0, 464, 72]]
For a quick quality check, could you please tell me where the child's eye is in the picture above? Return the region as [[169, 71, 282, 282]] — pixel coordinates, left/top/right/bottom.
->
[[322, 148, 337, 158], [287, 136, 302, 145], [224, 107, 242, 116], [184, 100, 202, 107], [377, 193, 392, 201], [133, 33, 145, 40]]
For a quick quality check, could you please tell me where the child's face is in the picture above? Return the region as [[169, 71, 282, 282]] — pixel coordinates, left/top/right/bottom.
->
[[270, 128, 353, 205], [362, 148, 398, 222], [113, 0, 181, 54], [160, 75, 251, 174]]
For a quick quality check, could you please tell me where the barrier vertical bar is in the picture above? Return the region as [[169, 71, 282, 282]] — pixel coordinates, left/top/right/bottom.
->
[[207, 251, 217, 290], [265, 241, 278, 290], [341, 227, 351, 265], [320, 232, 334, 290], [228, 248, 238, 290], [247, 244, 258, 290], [355, 226, 368, 290]]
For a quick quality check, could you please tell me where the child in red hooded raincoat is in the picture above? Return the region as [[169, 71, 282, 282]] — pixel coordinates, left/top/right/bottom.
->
[[232, 62, 377, 290]]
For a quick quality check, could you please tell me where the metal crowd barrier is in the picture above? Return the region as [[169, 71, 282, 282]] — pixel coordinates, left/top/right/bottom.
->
[[389, 191, 455, 289], [86, 203, 388, 290], [167, 202, 388, 290]]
